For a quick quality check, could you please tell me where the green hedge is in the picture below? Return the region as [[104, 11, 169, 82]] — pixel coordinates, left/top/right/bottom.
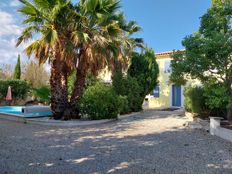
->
[[184, 86, 208, 115], [184, 86, 212, 117], [184, 85, 228, 118], [79, 83, 121, 120], [32, 86, 50, 104], [112, 71, 142, 113], [0, 80, 31, 100]]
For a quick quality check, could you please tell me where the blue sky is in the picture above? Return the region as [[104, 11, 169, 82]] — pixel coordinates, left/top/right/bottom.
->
[[121, 0, 211, 52], [0, 0, 211, 66]]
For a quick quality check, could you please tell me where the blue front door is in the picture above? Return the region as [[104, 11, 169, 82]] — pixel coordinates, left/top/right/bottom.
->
[[172, 85, 181, 107]]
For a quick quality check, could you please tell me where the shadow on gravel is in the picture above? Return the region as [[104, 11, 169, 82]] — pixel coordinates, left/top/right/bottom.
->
[[1, 111, 232, 174]]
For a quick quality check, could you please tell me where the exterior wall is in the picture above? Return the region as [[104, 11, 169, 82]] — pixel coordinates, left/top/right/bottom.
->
[[99, 51, 187, 109], [148, 58, 172, 109], [147, 56, 185, 109]]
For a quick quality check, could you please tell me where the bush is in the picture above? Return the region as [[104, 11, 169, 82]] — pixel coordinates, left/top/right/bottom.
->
[[203, 83, 228, 118], [128, 49, 159, 100], [0, 80, 31, 100], [113, 49, 159, 112], [112, 71, 142, 112], [33, 86, 50, 104], [204, 83, 228, 110], [184, 86, 209, 116], [68, 71, 98, 96], [184, 85, 228, 118], [79, 83, 120, 120], [118, 95, 130, 114]]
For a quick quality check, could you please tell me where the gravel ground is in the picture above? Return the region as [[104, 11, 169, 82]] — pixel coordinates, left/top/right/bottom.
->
[[0, 110, 232, 174]]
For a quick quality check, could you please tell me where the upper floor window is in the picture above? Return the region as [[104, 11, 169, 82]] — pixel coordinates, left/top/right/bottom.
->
[[164, 60, 172, 73]]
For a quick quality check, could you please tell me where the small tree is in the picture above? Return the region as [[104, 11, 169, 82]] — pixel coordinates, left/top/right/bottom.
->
[[23, 61, 49, 88], [0, 64, 13, 80], [112, 70, 142, 112], [170, 0, 232, 120], [128, 49, 159, 101], [13, 54, 21, 80]]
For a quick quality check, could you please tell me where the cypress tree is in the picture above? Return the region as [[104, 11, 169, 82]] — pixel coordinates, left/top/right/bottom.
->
[[13, 54, 21, 79]]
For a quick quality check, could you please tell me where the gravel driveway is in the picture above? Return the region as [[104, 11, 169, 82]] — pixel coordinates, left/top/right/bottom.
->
[[0, 110, 232, 174]]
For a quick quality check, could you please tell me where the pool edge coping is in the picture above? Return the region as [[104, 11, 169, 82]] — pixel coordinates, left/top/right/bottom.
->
[[0, 112, 140, 127]]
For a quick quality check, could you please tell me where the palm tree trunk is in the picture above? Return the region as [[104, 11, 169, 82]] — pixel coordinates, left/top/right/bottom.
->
[[65, 66, 86, 119], [50, 58, 68, 120]]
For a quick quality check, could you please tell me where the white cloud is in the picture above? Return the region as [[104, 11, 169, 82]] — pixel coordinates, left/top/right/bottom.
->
[[10, 0, 21, 7], [0, 11, 22, 37], [0, 37, 26, 64], [0, 8, 28, 66]]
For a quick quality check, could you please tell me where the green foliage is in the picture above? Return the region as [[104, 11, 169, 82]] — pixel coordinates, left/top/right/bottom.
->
[[68, 70, 76, 96], [114, 49, 159, 111], [203, 83, 228, 109], [171, 2, 232, 85], [128, 49, 159, 96], [184, 86, 208, 115], [17, 0, 143, 119], [0, 80, 31, 100], [112, 70, 143, 112], [184, 85, 228, 118], [33, 86, 50, 104], [68, 71, 98, 96], [118, 95, 130, 114], [13, 55, 21, 80], [79, 83, 120, 120], [169, 51, 188, 85], [170, 2, 232, 120]]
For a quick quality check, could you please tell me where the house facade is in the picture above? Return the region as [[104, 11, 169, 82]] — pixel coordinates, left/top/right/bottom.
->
[[99, 50, 186, 109], [145, 51, 185, 109]]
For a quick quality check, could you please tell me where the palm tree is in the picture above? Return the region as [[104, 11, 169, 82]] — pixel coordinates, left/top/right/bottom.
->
[[17, 0, 78, 119], [67, 0, 144, 117], [17, 0, 142, 119]]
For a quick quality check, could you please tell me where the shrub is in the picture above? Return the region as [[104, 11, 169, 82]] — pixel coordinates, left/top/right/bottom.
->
[[184, 85, 228, 118], [128, 49, 159, 101], [33, 86, 50, 104], [203, 83, 228, 110], [203, 83, 228, 118], [184, 86, 209, 117], [68, 71, 98, 96], [118, 95, 130, 114], [112, 71, 142, 112], [79, 83, 120, 120], [0, 80, 31, 100]]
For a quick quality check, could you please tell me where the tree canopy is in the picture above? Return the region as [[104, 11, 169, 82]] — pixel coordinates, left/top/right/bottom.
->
[[17, 0, 143, 119], [128, 49, 159, 97], [170, 0, 232, 120]]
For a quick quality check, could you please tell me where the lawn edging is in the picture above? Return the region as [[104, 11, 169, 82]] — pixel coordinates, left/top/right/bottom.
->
[[210, 117, 232, 143]]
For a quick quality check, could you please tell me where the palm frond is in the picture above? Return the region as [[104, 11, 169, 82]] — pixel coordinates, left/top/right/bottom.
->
[[16, 25, 40, 46], [43, 29, 58, 47]]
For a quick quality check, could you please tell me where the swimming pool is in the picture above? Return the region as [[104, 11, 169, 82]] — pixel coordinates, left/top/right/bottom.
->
[[0, 106, 52, 118]]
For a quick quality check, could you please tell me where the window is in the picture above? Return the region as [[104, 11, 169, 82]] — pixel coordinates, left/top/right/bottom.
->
[[164, 60, 172, 73], [152, 85, 160, 98]]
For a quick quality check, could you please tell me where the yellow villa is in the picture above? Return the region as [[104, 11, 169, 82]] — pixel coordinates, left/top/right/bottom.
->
[[145, 51, 185, 109], [99, 50, 186, 110]]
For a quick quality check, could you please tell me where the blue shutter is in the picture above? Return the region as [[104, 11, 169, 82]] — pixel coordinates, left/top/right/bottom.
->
[[153, 85, 160, 98]]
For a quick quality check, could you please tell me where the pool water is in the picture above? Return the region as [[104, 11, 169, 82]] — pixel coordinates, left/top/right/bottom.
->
[[0, 106, 52, 118]]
